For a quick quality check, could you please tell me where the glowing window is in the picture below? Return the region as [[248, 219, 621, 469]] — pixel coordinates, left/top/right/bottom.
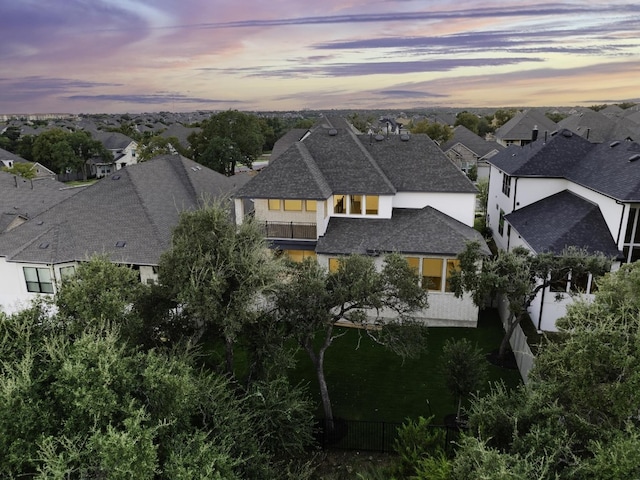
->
[[334, 195, 346, 214], [284, 199, 303, 211], [350, 195, 362, 215], [285, 250, 317, 262], [306, 200, 317, 212], [268, 199, 281, 210], [406, 257, 420, 274], [328, 258, 341, 272], [445, 259, 460, 292], [365, 195, 379, 215], [422, 258, 443, 291]]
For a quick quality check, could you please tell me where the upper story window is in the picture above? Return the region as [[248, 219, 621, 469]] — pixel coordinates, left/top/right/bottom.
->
[[306, 200, 317, 212], [284, 199, 303, 211], [268, 199, 281, 210], [333, 194, 379, 216], [24, 267, 54, 294], [498, 209, 505, 236], [501, 173, 511, 197], [623, 207, 640, 263], [59, 266, 76, 281]]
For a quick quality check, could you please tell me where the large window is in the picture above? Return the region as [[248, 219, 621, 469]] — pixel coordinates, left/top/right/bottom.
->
[[623, 207, 640, 263], [284, 199, 303, 211], [284, 250, 316, 263], [365, 195, 379, 215], [350, 195, 362, 215], [23, 267, 54, 294], [268, 199, 281, 210], [422, 258, 443, 291], [502, 173, 511, 197]]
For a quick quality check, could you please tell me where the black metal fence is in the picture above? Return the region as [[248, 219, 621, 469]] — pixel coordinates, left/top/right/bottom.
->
[[315, 418, 460, 454]]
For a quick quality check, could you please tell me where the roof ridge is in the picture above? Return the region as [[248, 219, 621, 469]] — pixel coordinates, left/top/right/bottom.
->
[[346, 128, 396, 194], [296, 142, 332, 196]]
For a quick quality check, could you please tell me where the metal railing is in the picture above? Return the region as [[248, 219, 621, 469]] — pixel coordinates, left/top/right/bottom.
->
[[262, 221, 317, 240]]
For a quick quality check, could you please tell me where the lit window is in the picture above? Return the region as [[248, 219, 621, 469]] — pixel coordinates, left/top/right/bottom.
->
[[406, 257, 420, 273], [365, 196, 379, 215], [268, 199, 281, 210], [285, 250, 317, 262], [350, 195, 362, 215], [328, 258, 341, 272], [422, 258, 443, 291], [306, 200, 317, 212], [334, 195, 346, 214], [445, 259, 460, 292], [23, 267, 54, 294], [284, 199, 303, 211]]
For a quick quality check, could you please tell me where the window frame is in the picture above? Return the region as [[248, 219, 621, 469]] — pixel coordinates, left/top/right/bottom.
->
[[23, 266, 54, 294]]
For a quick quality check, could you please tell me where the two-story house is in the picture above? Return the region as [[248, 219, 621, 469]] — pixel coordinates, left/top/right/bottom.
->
[[0, 154, 245, 314], [91, 132, 139, 178], [494, 109, 557, 147], [233, 117, 489, 327], [439, 125, 505, 179], [487, 129, 640, 330]]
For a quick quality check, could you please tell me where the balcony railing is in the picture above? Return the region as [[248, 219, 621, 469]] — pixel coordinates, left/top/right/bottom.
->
[[262, 221, 317, 240]]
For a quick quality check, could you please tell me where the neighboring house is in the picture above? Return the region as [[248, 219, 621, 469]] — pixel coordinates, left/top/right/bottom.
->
[[233, 117, 489, 327], [557, 109, 637, 143], [0, 154, 244, 314], [494, 109, 557, 147], [91, 132, 139, 178], [439, 125, 505, 179], [0, 148, 56, 180], [486, 128, 640, 330]]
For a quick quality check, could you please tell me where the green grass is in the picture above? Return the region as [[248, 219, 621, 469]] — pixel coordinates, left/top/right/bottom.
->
[[288, 308, 522, 424]]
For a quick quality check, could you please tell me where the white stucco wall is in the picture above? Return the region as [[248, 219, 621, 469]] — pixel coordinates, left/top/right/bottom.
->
[[392, 191, 476, 226], [0, 259, 54, 314]]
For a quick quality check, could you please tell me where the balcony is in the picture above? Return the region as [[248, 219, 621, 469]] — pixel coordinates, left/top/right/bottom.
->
[[262, 221, 317, 240]]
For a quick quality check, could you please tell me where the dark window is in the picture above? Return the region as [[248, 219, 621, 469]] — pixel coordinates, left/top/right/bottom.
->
[[501, 173, 511, 197], [23, 267, 54, 294]]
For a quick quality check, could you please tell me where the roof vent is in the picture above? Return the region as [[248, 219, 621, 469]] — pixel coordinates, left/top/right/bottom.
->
[[328, 128, 338, 136], [610, 141, 620, 148], [37, 221, 44, 225], [629, 154, 640, 162], [400, 134, 410, 142], [375, 134, 385, 142], [111, 174, 121, 180], [38, 242, 49, 249], [562, 130, 573, 137], [115, 241, 126, 248], [550, 130, 558, 137]]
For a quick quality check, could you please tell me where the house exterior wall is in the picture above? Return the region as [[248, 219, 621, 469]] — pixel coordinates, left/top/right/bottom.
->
[[392, 192, 476, 226]]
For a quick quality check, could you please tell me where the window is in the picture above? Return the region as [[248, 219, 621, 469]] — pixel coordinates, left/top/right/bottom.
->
[[268, 199, 281, 210], [623, 207, 640, 263], [422, 258, 443, 291], [350, 195, 362, 215], [549, 272, 568, 293], [445, 259, 460, 292], [306, 200, 317, 212], [502, 173, 511, 197], [334, 195, 346, 214], [59, 266, 76, 281], [365, 195, 379, 215], [406, 257, 420, 273], [23, 267, 54, 294], [569, 271, 590, 293], [328, 258, 341, 272], [284, 199, 302, 211], [498, 209, 505, 236], [284, 250, 316, 262]]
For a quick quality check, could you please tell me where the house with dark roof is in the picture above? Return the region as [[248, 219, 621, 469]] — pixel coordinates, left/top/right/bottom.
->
[[494, 109, 557, 147], [439, 125, 505, 179], [91, 131, 139, 178], [486, 128, 640, 330], [557, 109, 638, 143], [0, 147, 57, 180], [0, 154, 244, 314], [233, 117, 489, 327]]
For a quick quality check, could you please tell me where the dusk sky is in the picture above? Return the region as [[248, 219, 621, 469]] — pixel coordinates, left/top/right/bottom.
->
[[1, 1, 639, 114]]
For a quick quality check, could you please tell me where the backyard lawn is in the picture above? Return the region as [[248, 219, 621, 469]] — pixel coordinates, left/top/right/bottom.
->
[[288, 308, 523, 425]]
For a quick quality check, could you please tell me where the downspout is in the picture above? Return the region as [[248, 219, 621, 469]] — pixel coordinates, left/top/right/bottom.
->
[[512, 177, 519, 211], [537, 275, 547, 331]]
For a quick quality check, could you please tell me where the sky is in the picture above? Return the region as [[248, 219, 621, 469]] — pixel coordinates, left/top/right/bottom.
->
[[1, 1, 639, 114]]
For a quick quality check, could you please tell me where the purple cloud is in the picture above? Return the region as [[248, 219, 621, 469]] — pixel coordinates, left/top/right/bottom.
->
[[66, 93, 240, 105]]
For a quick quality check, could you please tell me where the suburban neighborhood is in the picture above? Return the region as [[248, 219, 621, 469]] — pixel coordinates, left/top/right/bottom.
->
[[2, 105, 640, 478]]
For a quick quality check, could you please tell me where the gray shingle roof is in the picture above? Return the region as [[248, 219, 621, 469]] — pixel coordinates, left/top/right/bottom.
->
[[440, 125, 505, 159], [316, 207, 489, 256], [558, 109, 637, 143], [0, 155, 239, 265], [495, 109, 557, 142], [489, 129, 640, 201], [505, 190, 620, 257], [235, 121, 476, 199]]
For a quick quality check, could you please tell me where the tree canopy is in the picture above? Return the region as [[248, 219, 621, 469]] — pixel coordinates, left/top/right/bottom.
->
[[188, 110, 265, 175], [409, 119, 453, 143]]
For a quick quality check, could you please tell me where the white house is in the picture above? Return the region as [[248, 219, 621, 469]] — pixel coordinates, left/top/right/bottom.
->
[[486, 128, 640, 330], [90, 132, 139, 178], [0, 155, 246, 314], [233, 117, 489, 327]]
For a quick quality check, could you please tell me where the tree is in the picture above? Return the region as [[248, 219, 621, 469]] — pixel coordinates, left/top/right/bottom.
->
[[450, 241, 611, 359], [454, 112, 480, 134], [453, 261, 640, 479], [275, 254, 428, 423], [347, 112, 374, 133], [158, 201, 282, 375], [137, 135, 187, 161], [493, 109, 516, 128], [1, 161, 38, 179], [188, 110, 265, 175], [409, 119, 453, 143], [442, 338, 488, 423]]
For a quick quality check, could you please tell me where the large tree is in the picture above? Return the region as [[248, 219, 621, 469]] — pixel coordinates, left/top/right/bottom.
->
[[409, 119, 453, 143], [274, 254, 429, 423], [453, 261, 640, 479], [451, 241, 611, 359], [188, 110, 265, 175], [158, 201, 282, 375]]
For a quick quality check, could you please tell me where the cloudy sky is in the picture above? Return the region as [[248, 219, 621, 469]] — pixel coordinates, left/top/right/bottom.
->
[[1, 1, 639, 114]]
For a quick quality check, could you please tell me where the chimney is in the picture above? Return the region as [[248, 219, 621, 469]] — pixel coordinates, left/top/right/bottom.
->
[[531, 125, 539, 142]]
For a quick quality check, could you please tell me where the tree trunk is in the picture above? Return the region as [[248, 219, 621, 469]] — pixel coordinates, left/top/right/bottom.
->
[[304, 326, 335, 430], [499, 312, 519, 359]]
